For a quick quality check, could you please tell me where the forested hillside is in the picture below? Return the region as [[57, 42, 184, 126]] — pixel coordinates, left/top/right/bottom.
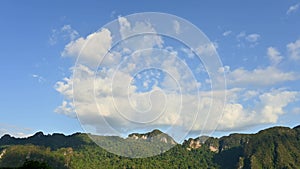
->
[[0, 126, 299, 169]]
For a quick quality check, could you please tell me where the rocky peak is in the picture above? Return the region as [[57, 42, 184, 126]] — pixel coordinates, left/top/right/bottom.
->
[[0, 149, 6, 159], [189, 139, 201, 149], [128, 129, 176, 145], [184, 136, 219, 152], [184, 138, 202, 150]]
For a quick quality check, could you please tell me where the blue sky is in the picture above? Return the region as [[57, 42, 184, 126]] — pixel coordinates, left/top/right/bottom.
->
[[0, 1, 300, 139]]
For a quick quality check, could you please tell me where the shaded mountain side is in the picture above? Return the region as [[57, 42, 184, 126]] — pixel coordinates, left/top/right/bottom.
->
[[0, 132, 94, 150], [0, 126, 300, 169], [242, 126, 300, 169], [0, 145, 69, 169]]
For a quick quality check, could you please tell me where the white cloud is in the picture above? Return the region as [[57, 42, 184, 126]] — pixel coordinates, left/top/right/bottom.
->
[[218, 66, 230, 73], [56, 43, 213, 138], [55, 77, 73, 100], [287, 3, 300, 15], [118, 16, 131, 36], [56, 63, 300, 135], [258, 90, 298, 123], [54, 100, 76, 118], [246, 33, 260, 43], [218, 89, 299, 130], [236, 32, 260, 47], [224, 66, 298, 87], [222, 30, 232, 36], [55, 16, 300, 139], [55, 63, 201, 134], [267, 47, 283, 65], [49, 25, 79, 45], [242, 90, 259, 101], [173, 20, 180, 34], [287, 39, 300, 60], [118, 17, 163, 51], [181, 47, 195, 58], [61, 25, 79, 41], [56, 60, 300, 134], [195, 42, 218, 57], [61, 28, 112, 68]]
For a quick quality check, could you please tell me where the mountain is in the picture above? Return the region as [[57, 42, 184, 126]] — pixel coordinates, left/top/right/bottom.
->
[[242, 126, 300, 169], [128, 129, 176, 145], [0, 126, 300, 169], [86, 129, 177, 158], [0, 132, 93, 150], [183, 136, 219, 152]]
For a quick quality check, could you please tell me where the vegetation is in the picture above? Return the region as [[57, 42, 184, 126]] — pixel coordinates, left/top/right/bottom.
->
[[0, 126, 299, 169]]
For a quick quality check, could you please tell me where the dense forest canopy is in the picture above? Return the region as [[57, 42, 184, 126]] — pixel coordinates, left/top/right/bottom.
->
[[0, 125, 300, 169]]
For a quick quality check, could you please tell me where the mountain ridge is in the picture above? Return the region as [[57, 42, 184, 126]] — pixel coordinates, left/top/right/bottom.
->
[[1, 125, 300, 168]]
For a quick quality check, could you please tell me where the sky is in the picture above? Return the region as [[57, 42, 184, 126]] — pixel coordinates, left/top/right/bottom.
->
[[0, 1, 300, 140]]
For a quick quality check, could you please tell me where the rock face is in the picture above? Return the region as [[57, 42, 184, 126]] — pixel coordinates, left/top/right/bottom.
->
[[189, 139, 201, 149], [184, 138, 202, 151], [128, 129, 177, 145], [183, 136, 219, 152], [0, 149, 6, 159], [209, 146, 218, 152]]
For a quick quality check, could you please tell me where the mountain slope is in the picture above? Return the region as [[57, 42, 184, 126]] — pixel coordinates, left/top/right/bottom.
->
[[243, 126, 300, 169], [128, 129, 177, 145], [0, 126, 300, 169]]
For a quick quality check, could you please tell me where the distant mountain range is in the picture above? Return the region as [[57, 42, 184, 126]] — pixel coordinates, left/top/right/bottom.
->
[[0, 125, 300, 169]]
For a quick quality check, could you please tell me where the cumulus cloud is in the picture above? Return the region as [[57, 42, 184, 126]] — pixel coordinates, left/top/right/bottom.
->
[[287, 3, 300, 15], [287, 39, 300, 60], [55, 17, 223, 139], [55, 63, 299, 136], [218, 89, 299, 130], [55, 77, 73, 100], [118, 16, 163, 51], [55, 63, 201, 137], [61, 28, 112, 68], [267, 47, 283, 65], [55, 16, 300, 140]]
